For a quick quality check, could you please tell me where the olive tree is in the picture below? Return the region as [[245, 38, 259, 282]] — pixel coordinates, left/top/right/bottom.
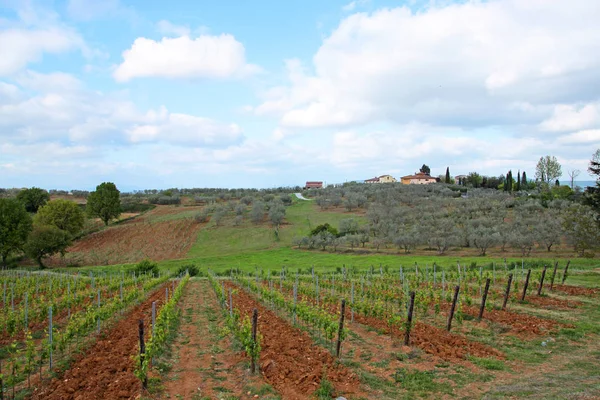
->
[[268, 200, 286, 239], [0, 199, 33, 267], [562, 204, 600, 256]]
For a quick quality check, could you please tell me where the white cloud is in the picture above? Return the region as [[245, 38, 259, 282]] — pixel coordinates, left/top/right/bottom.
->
[[0, 71, 244, 148], [156, 20, 191, 37], [556, 130, 600, 145], [125, 113, 243, 146], [539, 103, 600, 132], [257, 0, 600, 129], [113, 34, 261, 82], [0, 27, 83, 75]]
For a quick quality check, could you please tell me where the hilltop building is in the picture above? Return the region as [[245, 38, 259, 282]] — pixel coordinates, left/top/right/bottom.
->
[[305, 181, 323, 189], [401, 172, 437, 185], [365, 174, 397, 183]]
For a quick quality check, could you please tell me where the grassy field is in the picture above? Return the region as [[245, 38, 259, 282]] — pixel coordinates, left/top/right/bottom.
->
[[54, 197, 600, 278]]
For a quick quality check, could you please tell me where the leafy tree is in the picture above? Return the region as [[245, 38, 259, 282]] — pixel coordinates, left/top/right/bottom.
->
[[535, 155, 562, 184], [465, 172, 483, 188], [445, 167, 451, 184], [86, 182, 121, 226], [34, 200, 85, 236], [24, 225, 71, 268], [420, 164, 431, 175], [16, 187, 50, 213], [0, 199, 33, 267]]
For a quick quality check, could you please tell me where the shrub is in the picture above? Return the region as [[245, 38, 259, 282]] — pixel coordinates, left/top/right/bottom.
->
[[177, 264, 200, 277], [134, 259, 159, 277]]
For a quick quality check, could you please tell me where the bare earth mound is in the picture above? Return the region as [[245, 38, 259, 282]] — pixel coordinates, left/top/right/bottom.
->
[[50, 206, 204, 266]]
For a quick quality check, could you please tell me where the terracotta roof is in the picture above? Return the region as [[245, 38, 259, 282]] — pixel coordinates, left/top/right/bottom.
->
[[365, 177, 380, 182], [401, 172, 435, 180]]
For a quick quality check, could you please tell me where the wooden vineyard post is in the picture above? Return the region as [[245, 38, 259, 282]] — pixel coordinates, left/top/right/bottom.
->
[[336, 300, 346, 358], [49, 306, 53, 371], [229, 288, 233, 317], [351, 281, 355, 323], [502, 274, 513, 310], [251, 309, 258, 374], [521, 269, 531, 301], [549, 261, 559, 291], [138, 319, 147, 389], [404, 291, 416, 346], [537, 265, 548, 296], [447, 286, 460, 332], [478, 278, 491, 320], [561, 260, 571, 285]]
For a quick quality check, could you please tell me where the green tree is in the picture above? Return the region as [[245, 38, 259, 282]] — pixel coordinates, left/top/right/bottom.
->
[[34, 199, 85, 236], [445, 167, 451, 184], [86, 182, 121, 226], [24, 225, 71, 268], [522, 171, 527, 186], [516, 170, 521, 191], [16, 187, 50, 213], [535, 155, 562, 184], [420, 164, 431, 175], [0, 199, 33, 267]]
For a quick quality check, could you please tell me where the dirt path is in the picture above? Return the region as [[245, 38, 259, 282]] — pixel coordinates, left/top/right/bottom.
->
[[30, 284, 168, 400], [161, 280, 270, 399]]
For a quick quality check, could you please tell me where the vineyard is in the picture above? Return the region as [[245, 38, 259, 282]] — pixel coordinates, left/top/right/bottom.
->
[[0, 260, 598, 399]]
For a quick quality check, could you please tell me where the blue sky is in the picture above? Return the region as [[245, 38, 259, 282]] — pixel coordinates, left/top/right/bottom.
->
[[1, 0, 600, 191]]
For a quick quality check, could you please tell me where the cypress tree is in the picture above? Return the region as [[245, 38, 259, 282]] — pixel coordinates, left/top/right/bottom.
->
[[507, 170, 513, 192], [445, 167, 451, 184], [522, 171, 527, 187], [516, 169, 521, 191]]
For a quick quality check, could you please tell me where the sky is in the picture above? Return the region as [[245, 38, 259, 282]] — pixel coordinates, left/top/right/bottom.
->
[[1, 0, 600, 191]]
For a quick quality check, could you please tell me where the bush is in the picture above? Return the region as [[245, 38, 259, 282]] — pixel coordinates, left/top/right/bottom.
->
[[177, 264, 200, 277], [134, 259, 159, 277], [310, 223, 339, 237]]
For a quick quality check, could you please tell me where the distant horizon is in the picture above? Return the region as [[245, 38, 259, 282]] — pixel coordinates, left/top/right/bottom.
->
[[2, 179, 597, 193]]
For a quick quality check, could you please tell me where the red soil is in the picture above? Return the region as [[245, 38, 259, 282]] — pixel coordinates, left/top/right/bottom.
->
[[468, 305, 567, 337], [30, 284, 168, 400], [49, 209, 204, 266], [523, 296, 582, 310], [270, 281, 502, 363], [552, 284, 599, 297], [226, 282, 362, 400]]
